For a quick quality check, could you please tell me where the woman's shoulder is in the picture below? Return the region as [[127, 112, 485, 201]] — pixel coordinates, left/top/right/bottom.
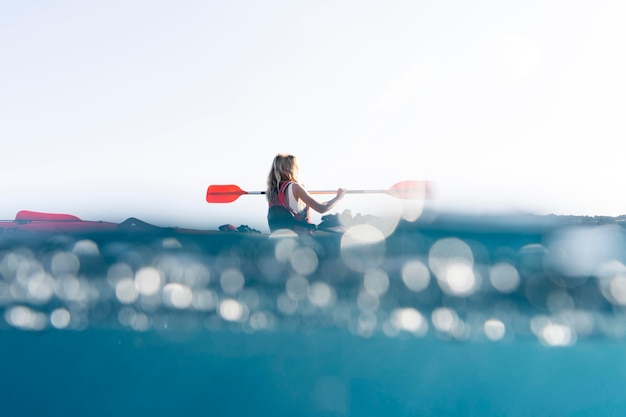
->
[[281, 180, 304, 187], [289, 181, 306, 191], [279, 180, 298, 191]]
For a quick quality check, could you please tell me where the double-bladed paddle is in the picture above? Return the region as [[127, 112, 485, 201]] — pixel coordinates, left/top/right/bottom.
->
[[206, 181, 429, 203]]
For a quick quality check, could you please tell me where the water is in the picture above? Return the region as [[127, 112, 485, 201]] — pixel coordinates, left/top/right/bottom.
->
[[2, 211, 626, 416]]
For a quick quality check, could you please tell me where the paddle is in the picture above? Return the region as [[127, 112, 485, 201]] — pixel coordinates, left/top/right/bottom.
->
[[206, 181, 429, 203]]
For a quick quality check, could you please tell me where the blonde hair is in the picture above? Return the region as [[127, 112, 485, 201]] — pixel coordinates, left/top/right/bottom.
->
[[266, 153, 299, 203]]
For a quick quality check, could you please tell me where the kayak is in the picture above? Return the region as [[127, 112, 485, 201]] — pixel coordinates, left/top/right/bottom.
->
[[0, 210, 347, 236], [0, 210, 265, 236], [0, 210, 119, 233]]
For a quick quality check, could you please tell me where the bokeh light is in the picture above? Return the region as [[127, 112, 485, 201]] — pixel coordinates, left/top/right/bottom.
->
[[340, 224, 386, 272], [308, 282, 336, 308], [608, 274, 626, 305], [277, 292, 298, 315], [401, 260, 430, 292], [290, 247, 318, 276], [249, 311, 275, 331], [548, 226, 624, 278], [286, 275, 309, 300], [484, 319, 506, 341], [50, 308, 71, 329], [489, 262, 520, 293], [429, 238, 478, 297], [27, 271, 55, 304], [72, 239, 100, 256], [363, 268, 389, 296], [192, 289, 219, 311], [116, 278, 139, 304], [220, 268, 245, 294], [51, 251, 80, 277], [219, 298, 245, 322], [357, 289, 379, 313], [390, 307, 427, 336], [162, 283, 193, 309], [6, 305, 47, 331], [3, 218, 626, 347], [135, 267, 162, 296]]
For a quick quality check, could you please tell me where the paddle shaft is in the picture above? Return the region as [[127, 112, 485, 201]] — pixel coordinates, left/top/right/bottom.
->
[[308, 190, 391, 195], [206, 181, 429, 203], [208, 190, 389, 196]]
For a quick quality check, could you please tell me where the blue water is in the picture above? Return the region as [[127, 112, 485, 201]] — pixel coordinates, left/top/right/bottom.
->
[[2, 211, 626, 416], [2, 329, 626, 417]]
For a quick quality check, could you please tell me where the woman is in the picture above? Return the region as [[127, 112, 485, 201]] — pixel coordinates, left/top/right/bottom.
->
[[267, 153, 345, 232]]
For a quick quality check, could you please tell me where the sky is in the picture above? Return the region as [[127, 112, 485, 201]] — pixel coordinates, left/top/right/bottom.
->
[[1, 0, 625, 231]]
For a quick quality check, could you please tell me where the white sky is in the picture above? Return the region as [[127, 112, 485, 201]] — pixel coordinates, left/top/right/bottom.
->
[[1, 0, 625, 231]]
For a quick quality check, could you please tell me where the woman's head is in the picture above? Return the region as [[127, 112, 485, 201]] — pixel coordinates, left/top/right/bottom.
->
[[272, 154, 299, 181], [267, 153, 299, 203]]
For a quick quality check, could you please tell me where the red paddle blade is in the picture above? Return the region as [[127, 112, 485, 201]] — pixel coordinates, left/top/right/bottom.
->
[[385, 181, 430, 199], [206, 185, 248, 203]]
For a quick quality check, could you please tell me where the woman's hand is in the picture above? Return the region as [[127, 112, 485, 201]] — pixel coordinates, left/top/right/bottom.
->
[[293, 183, 346, 214]]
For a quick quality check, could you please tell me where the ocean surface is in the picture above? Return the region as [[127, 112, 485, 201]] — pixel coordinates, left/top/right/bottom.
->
[[2, 210, 626, 416]]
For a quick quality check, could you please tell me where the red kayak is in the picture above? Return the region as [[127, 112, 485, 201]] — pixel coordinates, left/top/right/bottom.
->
[[0, 210, 259, 235], [0, 210, 119, 233]]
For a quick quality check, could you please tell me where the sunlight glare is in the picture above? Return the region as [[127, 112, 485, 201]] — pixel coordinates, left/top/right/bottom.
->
[[163, 283, 193, 309], [390, 307, 427, 336], [484, 319, 506, 341], [308, 281, 336, 308], [219, 298, 245, 322], [340, 224, 386, 272], [135, 267, 162, 296]]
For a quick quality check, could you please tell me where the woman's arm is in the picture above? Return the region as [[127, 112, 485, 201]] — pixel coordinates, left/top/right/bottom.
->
[[292, 183, 346, 214]]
